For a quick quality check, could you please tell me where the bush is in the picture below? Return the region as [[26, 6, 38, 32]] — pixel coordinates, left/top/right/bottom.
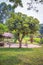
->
[[34, 38, 40, 43]]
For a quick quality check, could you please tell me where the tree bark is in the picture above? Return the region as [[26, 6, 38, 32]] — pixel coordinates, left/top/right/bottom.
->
[[18, 33, 25, 48], [19, 40, 22, 48], [30, 34, 33, 43]]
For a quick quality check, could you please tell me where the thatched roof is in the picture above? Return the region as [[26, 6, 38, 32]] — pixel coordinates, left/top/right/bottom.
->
[[3, 32, 13, 38]]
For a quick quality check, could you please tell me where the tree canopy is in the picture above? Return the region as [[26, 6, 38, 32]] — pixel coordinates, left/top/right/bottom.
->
[[6, 12, 39, 47]]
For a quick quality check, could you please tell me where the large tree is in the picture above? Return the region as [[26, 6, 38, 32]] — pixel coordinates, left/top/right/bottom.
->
[[6, 12, 30, 48], [6, 12, 39, 47]]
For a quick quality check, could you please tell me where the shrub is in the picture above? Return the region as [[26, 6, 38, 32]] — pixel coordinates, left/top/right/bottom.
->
[[34, 38, 40, 43]]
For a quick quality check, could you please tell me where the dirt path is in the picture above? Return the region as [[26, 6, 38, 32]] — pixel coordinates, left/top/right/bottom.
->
[[4, 44, 41, 48]]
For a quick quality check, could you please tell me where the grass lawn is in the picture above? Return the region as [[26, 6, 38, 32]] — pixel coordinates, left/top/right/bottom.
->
[[0, 45, 43, 65]]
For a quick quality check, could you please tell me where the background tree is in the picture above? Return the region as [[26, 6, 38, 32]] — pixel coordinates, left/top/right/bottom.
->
[[0, 2, 14, 23], [0, 23, 8, 42], [39, 24, 43, 44], [28, 17, 39, 43], [40, 24, 43, 35], [27, 0, 43, 12]]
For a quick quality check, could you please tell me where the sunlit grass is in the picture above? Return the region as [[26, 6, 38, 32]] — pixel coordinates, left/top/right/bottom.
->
[[0, 45, 43, 65]]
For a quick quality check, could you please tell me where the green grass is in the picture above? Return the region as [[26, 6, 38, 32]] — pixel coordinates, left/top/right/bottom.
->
[[0, 45, 43, 65]]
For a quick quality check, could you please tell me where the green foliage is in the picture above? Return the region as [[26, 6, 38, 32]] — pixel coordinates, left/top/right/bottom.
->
[[6, 13, 30, 42], [34, 38, 40, 43], [0, 23, 8, 34], [0, 23, 8, 41], [28, 17, 39, 43], [9, 0, 23, 8], [29, 17, 39, 34], [6, 12, 39, 47]]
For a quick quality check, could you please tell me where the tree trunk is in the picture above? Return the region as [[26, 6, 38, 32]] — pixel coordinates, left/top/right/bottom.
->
[[19, 40, 22, 48], [30, 34, 33, 43]]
